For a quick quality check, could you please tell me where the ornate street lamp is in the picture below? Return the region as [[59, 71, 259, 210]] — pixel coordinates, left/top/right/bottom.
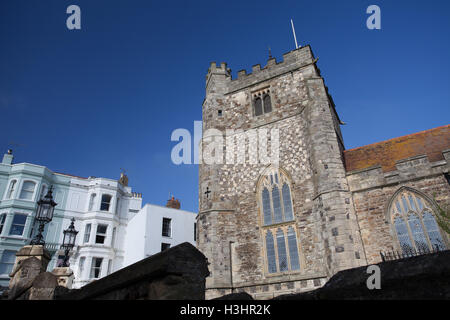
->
[[59, 218, 78, 267], [30, 186, 57, 245]]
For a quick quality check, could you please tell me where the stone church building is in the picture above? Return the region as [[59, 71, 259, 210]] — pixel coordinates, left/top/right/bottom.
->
[[197, 45, 450, 299]]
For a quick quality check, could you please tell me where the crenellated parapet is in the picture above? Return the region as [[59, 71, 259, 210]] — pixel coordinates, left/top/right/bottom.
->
[[346, 151, 450, 193], [206, 45, 317, 96]]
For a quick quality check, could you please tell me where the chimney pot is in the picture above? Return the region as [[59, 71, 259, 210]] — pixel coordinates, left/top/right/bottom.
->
[[166, 197, 181, 209]]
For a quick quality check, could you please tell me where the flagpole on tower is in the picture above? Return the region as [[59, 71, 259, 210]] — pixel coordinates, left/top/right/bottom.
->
[[291, 19, 299, 49]]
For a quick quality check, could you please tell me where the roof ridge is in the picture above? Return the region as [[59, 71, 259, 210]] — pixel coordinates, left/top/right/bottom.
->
[[344, 124, 450, 153]]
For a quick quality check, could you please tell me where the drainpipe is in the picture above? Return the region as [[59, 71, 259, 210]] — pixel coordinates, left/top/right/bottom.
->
[[229, 241, 234, 294]]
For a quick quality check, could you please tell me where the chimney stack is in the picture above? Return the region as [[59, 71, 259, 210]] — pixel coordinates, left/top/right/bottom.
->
[[166, 196, 180, 209], [118, 172, 128, 186], [2, 150, 13, 165]]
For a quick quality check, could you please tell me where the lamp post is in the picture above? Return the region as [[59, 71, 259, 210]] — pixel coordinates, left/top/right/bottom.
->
[[60, 218, 78, 267], [30, 186, 57, 245]]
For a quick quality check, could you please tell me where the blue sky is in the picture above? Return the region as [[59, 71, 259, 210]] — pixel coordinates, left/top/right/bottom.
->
[[1, 0, 449, 212]]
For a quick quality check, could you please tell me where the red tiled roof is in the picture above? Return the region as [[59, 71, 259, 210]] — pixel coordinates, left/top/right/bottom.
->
[[343, 124, 450, 172]]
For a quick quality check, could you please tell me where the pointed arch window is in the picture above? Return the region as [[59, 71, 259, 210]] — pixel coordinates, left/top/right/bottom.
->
[[253, 89, 272, 117], [259, 169, 295, 226], [259, 167, 301, 274], [389, 188, 447, 253]]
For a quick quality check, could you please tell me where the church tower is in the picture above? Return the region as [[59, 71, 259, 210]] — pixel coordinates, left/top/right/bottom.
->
[[197, 45, 367, 299]]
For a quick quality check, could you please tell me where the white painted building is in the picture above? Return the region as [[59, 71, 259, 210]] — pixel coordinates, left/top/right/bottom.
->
[[0, 150, 197, 289], [123, 203, 197, 268], [65, 173, 144, 288]]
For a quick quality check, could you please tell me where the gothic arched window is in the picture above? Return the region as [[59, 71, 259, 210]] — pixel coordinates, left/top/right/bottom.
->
[[259, 169, 294, 226], [389, 188, 447, 254], [253, 89, 272, 117], [263, 94, 272, 113], [258, 167, 301, 274]]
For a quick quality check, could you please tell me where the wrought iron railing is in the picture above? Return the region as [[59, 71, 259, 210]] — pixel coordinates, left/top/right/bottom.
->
[[380, 245, 447, 262]]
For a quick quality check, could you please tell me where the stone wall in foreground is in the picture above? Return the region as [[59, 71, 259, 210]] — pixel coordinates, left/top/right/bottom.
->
[[274, 250, 450, 300], [55, 242, 209, 300]]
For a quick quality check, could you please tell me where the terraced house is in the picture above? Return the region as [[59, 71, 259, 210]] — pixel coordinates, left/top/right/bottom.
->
[[0, 150, 196, 290]]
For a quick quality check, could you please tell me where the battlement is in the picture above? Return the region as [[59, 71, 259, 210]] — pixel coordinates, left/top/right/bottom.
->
[[206, 45, 317, 94], [207, 61, 230, 75]]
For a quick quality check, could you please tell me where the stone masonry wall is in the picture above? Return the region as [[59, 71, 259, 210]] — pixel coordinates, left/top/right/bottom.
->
[[275, 250, 450, 300], [56, 242, 209, 300], [347, 151, 450, 264], [198, 45, 366, 299]]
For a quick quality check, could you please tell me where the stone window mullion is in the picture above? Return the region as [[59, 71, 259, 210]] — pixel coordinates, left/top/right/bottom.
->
[[272, 228, 280, 273], [282, 227, 292, 271]]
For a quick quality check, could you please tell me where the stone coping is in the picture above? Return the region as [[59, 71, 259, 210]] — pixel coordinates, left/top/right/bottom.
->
[[56, 242, 208, 300]]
